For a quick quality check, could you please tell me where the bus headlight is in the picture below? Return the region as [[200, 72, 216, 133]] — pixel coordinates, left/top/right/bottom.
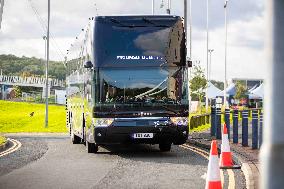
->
[[93, 118, 114, 127], [170, 117, 188, 126]]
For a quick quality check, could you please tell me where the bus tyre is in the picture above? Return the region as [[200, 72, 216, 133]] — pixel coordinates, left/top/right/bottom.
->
[[86, 141, 98, 153], [159, 143, 171, 152], [71, 130, 80, 144]]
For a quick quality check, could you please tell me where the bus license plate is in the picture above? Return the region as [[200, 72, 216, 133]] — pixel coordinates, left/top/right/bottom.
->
[[133, 133, 154, 139]]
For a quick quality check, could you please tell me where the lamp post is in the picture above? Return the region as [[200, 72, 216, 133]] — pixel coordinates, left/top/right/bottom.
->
[[208, 49, 214, 81], [206, 0, 210, 112], [189, 0, 192, 60], [152, 0, 155, 15], [43, 35, 47, 105], [45, 0, 50, 128], [224, 0, 228, 108], [183, 0, 192, 114], [43, 35, 47, 104], [0, 0, 4, 30]]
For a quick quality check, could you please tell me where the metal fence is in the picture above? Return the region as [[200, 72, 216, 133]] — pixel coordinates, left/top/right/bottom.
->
[[190, 113, 210, 130]]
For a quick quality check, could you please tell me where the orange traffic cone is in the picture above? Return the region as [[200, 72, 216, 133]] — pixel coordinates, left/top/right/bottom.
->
[[220, 123, 241, 169], [205, 140, 222, 189]]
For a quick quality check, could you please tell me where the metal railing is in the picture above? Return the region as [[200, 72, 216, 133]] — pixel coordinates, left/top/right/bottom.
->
[[190, 113, 210, 130], [0, 75, 65, 87]]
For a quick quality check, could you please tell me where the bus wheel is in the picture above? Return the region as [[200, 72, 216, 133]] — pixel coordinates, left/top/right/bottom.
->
[[159, 143, 171, 152], [86, 141, 98, 153], [71, 130, 81, 144]]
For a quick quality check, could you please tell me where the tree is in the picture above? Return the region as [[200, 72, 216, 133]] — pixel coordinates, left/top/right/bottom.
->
[[189, 64, 207, 112], [235, 81, 247, 100], [0, 54, 65, 80], [13, 86, 22, 98]]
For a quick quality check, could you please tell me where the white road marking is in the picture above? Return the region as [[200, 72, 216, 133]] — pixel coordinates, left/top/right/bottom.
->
[[201, 173, 207, 180], [0, 138, 22, 158]]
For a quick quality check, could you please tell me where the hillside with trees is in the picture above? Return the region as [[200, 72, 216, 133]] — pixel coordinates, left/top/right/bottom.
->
[[0, 54, 66, 80]]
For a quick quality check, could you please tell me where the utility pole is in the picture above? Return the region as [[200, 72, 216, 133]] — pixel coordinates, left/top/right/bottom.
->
[[152, 0, 155, 15], [206, 0, 209, 112], [224, 0, 228, 108], [186, 0, 192, 114], [42, 35, 47, 103], [261, 1, 284, 188], [0, 0, 4, 30], [189, 0, 192, 60], [45, 0, 50, 128], [184, 0, 191, 114], [184, 0, 187, 50]]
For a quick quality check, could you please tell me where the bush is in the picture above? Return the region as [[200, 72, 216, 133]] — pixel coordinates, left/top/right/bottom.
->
[[0, 136, 6, 145]]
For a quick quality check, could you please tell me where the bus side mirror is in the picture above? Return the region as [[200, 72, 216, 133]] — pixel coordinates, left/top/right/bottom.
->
[[84, 61, 93, 69]]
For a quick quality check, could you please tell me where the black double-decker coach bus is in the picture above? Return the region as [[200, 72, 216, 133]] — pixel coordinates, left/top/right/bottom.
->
[[66, 15, 189, 153]]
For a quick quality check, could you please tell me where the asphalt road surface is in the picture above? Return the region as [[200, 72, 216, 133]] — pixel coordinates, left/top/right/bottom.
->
[[0, 135, 246, 189]]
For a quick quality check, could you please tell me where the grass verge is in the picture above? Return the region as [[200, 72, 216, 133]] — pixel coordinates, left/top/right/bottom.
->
[[0, 100, 67, 133], [190, 124, 210, 133]]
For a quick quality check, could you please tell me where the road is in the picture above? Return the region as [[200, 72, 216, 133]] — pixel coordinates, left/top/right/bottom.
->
[[0, 135, 246, 189]]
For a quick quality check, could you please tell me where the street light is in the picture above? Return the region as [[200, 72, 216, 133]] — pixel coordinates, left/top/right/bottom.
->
[[224, 0, 229, 108], [183, 0, 192, 113], [206, 0, 210, 112], [0, 0, 4, 30], [208, 49, 214, 81], [152, 0, 155, 15], [43, 35, 47, 105], [45, 0, 50, 128]]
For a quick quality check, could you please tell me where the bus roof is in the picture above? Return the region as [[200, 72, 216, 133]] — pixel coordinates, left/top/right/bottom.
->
[[94, 15, 181, 21]]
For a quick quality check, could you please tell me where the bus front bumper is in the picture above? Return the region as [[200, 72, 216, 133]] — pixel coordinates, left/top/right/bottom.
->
[[94, 125, 188, 145]]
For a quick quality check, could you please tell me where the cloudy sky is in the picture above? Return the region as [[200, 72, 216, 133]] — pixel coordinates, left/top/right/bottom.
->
[[0, 0, 265, 81]]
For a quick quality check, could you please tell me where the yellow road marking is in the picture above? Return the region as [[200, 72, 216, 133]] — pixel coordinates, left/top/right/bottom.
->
[[180, 144, 236, 189], [180, 144, 209, 160], [179, 144, 225, 185], [0, 138, 22, 158]]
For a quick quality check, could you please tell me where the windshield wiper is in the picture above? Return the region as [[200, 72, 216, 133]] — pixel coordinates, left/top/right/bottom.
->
[[161, 105, 180, 116], [142, 17, 169, 27]]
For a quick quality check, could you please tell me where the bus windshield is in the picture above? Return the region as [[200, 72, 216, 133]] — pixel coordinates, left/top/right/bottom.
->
[[94, 67, 188, 116]]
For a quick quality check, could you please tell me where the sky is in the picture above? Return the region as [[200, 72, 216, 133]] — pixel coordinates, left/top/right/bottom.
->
[[0, 0, 266, 81]]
